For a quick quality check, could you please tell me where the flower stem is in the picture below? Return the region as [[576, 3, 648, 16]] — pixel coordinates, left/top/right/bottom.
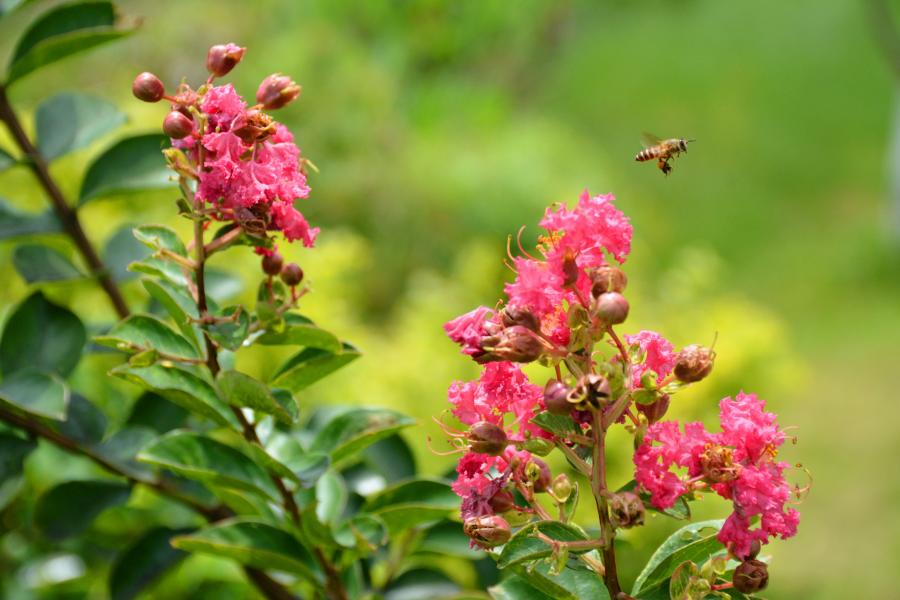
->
[[591, 411, 622, 597]]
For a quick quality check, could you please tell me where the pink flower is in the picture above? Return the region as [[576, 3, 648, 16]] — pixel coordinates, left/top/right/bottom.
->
[[203, 84, 246, 132], [271, 200, 318, 247], [504, 257, 560, 317], [718, 392, 783, 464], [540, 189, 633, 264], [444, 306, 493, 356], [624, 330, 678, 388]]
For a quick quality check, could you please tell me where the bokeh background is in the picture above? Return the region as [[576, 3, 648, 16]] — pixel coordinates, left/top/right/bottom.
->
[[1, 0, 899, 597]]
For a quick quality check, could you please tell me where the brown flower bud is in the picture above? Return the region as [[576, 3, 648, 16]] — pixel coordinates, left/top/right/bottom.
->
[[232, 109, 275, 144], [595, 292, 629, 325], [610, 492, 645, 529], [589, 265, 628, 297], [257, 73, 302, 110], [132, 72, 165, 102], [522, 458, 551, 492], [573, 374, 611, 410], [637, 393, 670, 425], [488, 490, 516, 514], [466, 421, 509, 456], [732, 559, 769, 594], [543, 379, 575, 416], [492, 326, 544, 363], [552, 474, 572, 502], [280, 263, 304, 286], [163, 111, 194, 139], [464, 515, 511, 547], [262, 252, 283, 276], [207, 43, 247, 77], [234, 206, 269, 237], [499, 305, 540, 333], [674, 344, 715, 383]]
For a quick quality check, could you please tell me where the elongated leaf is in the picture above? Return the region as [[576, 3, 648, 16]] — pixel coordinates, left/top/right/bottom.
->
[[36, 92, 126, 162], [0, 291, 86, 377], [0, 433, 37, 481], [137, 430, 279, 501], [0, 476, 24, 511], [499, 521, 595, 568], [56, 392, 107, 445], [105, 226, 151, 282], [530, 412, 581, 438], [34, 480, 131, 541], [126, 392, 189, 434], [6, 1, 138, 85], [501, 559, 610, 600], [632, 519, 725, 596], [489, 576, 556, 600], [94, 426, 158, 482], [210, 486, 277, 520], [316, 471, 348, 526], [128, 256, 189, 287], [110, 363, 239, 430], [0, 198, 62, 240], [616, 479, 690, 521], [383, 568, 460, 600], [142, 278, 200, 347], [255, 323, 342, 353], [95, 314, 200, 360], [270, 342, 362, 392], [334, 513, 388, 551], [198, 306, 249, 351], [311, 407, 417, 463], [0, 148, 13, 172], [80, 134, 172, 204], [133, 224, 187, 257], [216, 371, 297, 424], [362, 434, 416, 483], [363, 478, 458, 534], [416, 519, 482, 559], [171, 519, 322, 582], [13, 243, 84, 283], [266, 434, 330, 489], [110, 527, 192, 600], [0, 369, 69, 420], [300, 498, 340, 549]]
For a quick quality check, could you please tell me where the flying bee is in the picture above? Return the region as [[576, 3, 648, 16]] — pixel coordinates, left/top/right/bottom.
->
[[635, 132, 695, 176]]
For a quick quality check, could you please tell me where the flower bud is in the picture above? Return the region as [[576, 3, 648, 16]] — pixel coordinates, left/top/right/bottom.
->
[[257, 73, 302, 110], [589, 265, 628, 297], [543, 379, 575, 416], [552, 474, 572, 502], [573, 374, 611, 410], [609, 492, 645, 529], [522, 458, 551, 492], [207, 43, 247, 77], [464, 515, 511, 547], [595, 292, 629, 325], [466, 421, 509, 456], [560, 247, 579, 289], [499, 306, 540, 333], [732, 560, 768, 594], [132, 72, 165, 102], [674, 344, 715, 383], [637, 393, 670, 425], [639, 369, 659, 391], [523, 437, 554, 457], [488, 490, 516, 514], [232, 109, 274, 144], [280, 263, 304, 286], [567, 302, 589, 328], [235, 206, 269, 237], [262, 251, 283, 276], [492, 326, 544, 363], [747, 539, 762, 560], [163, 111, 194, 139]]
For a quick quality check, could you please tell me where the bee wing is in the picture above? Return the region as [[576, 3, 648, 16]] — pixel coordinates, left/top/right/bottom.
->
[[640, 132, 663, 149]]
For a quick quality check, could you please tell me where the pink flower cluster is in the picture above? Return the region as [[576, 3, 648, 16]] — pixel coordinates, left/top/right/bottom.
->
[[624, 329, 679, 388], [633, 392, 800, 558], [443, 306, 495, 357]]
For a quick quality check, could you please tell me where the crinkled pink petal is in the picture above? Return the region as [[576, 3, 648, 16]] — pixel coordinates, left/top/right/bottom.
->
[[444, 306, 492, 356], [202, 84, 247, 132], [271, 201, 318, 247], [624, 329, 678, 388], [718, 392, 783, 463], [504, 257, 560, 317]]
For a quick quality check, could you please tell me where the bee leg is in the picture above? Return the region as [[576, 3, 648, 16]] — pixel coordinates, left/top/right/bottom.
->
[[658, 158, 673, 176]]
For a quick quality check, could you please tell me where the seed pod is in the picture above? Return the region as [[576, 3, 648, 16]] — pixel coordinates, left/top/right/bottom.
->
[[589, 265, 628, 297], [163, 111, 194, 139], [523, 437, 554, 457], [464, 515, 511, 547], [132, 72, 165, 102], [498, 305, 541, 332], [488, 490, 516, 514], [262, 252, 283, 276], [573, 374, 611, 410], [595, 292, 629, 325], [257, 73, 302, 110], [674, 344, 715, 383], [466, 421, 509, 456], [732, 560, 769, 594], [492, 326, 544, 363], [552, 474, 572, 502], [609, 492, 645, 529], [207, 43, 247, 77], [280, 263, 304, 286], [543, 379, 575, 416], [522, 458, 551, 492], [637, 393, 670, 425]]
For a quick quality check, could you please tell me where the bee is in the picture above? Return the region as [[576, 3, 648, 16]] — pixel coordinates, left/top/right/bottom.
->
[[635, 132, 695, 176]]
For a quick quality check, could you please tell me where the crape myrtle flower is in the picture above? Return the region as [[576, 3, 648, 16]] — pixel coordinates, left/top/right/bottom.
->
[[624, 329, 679, 389]]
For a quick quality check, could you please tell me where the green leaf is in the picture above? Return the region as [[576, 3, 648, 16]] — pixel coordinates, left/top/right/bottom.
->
[[34, 479, 131, 541], [126, 392, 189, 434], [35, 92, 126, 162], [300, 498, 340, 550], [255, 322, 342, 353], [5, 1, 138, 86], [362, 478, 458, 534], [498, 521, 593, 568], [142, 278, 200, 347], [57, 392, 107, 445], [110, 363, 239, 430], [0, 433, 37, 481], [0, 147, 13, 172], [128, 256, 189, 287], [109, 527, 192, 600], [362, 434, 416, 484], [133, 224, 187, 257], [205, 269, 244, 301], [616, 479, 690, 521], [383, 568, 461, 600], [632, 519, 725, 596], [12, 243, 84, 283], [198, 306, 249, 351], [94, 314, 200, 360], [210, 486, 277, 520], [271, 388, 300, 424], [171, 519, 322, 582], [93, 426, 158, 482], [669, 561, 700, 600], [416, 519, 482, 559], [0, 291, 86, 377], [502, 560, 610, 600], [0, 476, 24, 511], [105, 226, 151, 282], [334, 513, 388, 551], [266, 434, 330, 489], [215, 370, 297, 425], [315, 471, 348, 526], [0, 0, 34, 20], [270, 342, 362, 393], [0, 198, 63, 240], [79, 134, 173, 204], [311, 407, 417, 464], [529, 412, 582, 438], [137, 430, 279, 501], [489, 575, 557, 600], [241, 443, 300, 485], [0, 369, 69, 420]]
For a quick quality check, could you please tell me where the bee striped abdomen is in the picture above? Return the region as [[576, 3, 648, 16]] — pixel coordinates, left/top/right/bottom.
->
[[635, 146, 664, 162]]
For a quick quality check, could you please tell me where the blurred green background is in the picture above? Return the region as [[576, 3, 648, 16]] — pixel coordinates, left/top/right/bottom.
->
[[1, 0, 899, 597]]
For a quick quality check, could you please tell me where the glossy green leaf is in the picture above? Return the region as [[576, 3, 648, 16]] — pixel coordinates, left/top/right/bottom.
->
[[0, 198, 62, 240], [198, 306, 249, 351], [137, 430, 279, 501], [416, 519, 482, 559], [0, 369, 69, 420], [95, 314, 200, 360], [266, 434, 330, 489], [502, 559, 610, 600], [311, 407, 417, 464], [210, 486, 277, 520], [6, 1, 138, 85], [669, 561, 700, 600], [498, 521, 593, 568], [241, 443, 299, 484], [126, 392, 189, 434], [128, 256, 190, 287], [110, 363, 239, 430], [0, 433, 37, 481], [316, 471, 348, 526], [530, 412, 581, 438], [133, 224, 187, 257], [271, 388, 300, 423], [142, 278, 200, 347], [362, 433, 416, 484], [57, 392, 107, 445], [171, 519, 322, 582], [334, 513, 388, 551], [0, 148, 13, 172], [36, 92, 126, 162], [94, 426, 158, 483], [632, 519, 725, 596], [489, 575, 557, 600], [0, 291, 86, 377], [109, 527, 192, 600], [215, 370, 296, 425], [79, 134, 172, 204], [300, 498, 340, 550], [270, 342, 362, 393], [616, 479, 690, 521], [13, 243, 84, 283], [363, 478, 458, 534], [255, 322, 342, 353], [105, 226, 151, 282], [34, 479, 131, 541], [383, 568, 460, 600]]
